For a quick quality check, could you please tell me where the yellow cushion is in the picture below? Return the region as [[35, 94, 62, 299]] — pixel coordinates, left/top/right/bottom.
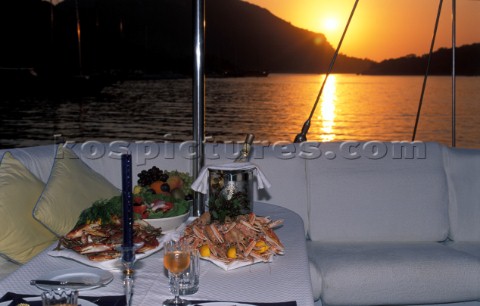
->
[[33, 146, 120, 236], [0, 152, 56, 264]]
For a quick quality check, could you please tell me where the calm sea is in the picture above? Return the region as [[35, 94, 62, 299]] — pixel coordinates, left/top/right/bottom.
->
[[1, 74, 479, 149]]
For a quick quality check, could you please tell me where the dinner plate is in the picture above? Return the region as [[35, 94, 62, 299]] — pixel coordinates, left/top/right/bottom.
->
[[34, 267, 113, 291], [0, 297, 97, 306], [199, 253, 273, 271], [194, 303, 256, 306]]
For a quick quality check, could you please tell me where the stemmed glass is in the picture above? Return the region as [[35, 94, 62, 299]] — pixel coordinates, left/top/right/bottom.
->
[[163, 240, 191, 306]]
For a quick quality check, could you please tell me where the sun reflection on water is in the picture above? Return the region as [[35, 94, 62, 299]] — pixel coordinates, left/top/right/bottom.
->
[[317, 75, 337, 141]]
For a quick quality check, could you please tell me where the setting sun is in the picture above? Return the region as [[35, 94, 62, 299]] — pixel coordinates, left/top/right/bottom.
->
[[323, 17, 339, 32], [244, 0, 480, 62]]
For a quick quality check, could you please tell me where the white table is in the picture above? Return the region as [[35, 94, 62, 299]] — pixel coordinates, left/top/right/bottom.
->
[[0, 202, 314, 306]]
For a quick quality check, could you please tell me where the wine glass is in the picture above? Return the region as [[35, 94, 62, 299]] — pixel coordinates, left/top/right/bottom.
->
[[163, 240, 191, 306]]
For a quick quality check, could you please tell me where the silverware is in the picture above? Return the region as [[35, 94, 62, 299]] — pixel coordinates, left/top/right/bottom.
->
[[30, 279, 97, 286]]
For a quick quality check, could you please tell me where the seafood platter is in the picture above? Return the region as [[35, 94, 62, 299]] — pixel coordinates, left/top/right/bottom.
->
[[49, 217, 165, 270], [49, 167, 194, 270], [180, 211, 285, 270]]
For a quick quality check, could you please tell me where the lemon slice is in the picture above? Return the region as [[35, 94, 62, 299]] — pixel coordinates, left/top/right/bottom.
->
[[227, 246, 237, 259], [200, 244, 211, 257]]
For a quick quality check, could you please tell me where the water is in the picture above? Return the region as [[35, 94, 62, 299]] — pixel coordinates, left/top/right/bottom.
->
[[1, 74, 479, 149]]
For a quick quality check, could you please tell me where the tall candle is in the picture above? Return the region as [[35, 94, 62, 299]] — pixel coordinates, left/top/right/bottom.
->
[[121, 154, 134, 262]]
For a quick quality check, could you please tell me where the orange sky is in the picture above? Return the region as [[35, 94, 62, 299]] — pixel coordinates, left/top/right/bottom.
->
[[244, 0, 480, 62]]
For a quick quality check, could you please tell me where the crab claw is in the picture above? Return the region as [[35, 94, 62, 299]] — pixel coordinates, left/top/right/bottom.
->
[[73, 243, 116, 254]]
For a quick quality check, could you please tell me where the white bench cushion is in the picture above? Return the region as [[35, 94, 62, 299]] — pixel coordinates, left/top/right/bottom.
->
[[0, 145, 56, 183], [249, 143, 309, 233], [72, 142, 193, 189], [444, 147, 480, 242], [447, 242, 480, 259], [0, 256, 20, 281], [307, 142, 449, 242], [308, 241, 480, 305]]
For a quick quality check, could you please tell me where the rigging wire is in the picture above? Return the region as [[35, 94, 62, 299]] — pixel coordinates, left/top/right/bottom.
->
[[412, 0, 444, 142], [451, 0, 457, 147], [293, 0, 360, 143]]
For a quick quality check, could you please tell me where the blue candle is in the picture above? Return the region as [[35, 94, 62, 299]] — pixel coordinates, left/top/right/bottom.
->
[[121, 154, 134, 262]]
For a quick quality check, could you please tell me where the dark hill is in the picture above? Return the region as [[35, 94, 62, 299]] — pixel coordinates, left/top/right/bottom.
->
[[1, 0, 477, 77], [363, 43, 480, 75], [205, 0, 372, 74], [0, 0, 372, 77]]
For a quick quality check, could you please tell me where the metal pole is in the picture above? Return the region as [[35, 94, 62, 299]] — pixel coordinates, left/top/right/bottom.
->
[[451, 0, 456, 147], [75, 0, 82, 76], [192, 0, 205, 216]]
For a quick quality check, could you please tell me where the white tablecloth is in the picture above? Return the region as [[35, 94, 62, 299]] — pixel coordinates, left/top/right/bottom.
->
[[0, 202, 314, 306]]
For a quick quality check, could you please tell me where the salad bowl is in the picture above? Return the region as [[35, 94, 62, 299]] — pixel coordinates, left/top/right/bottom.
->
[[144, 211, 190, 232]]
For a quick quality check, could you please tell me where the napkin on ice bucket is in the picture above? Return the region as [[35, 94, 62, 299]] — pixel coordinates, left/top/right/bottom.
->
[[191, 162, 271, 194]]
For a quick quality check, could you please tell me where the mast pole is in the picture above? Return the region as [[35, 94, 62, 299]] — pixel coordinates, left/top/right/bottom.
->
[[75, 0, 82, 76], [192, 0, 206, 216], [451, 0, 457, 147]]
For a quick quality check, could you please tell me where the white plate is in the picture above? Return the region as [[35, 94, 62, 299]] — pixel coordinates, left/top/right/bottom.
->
[[34, 267, 113, 291], [200, 253, 273, 271], [195, 303, 256, 306], [0, 297, 97, 306], [48, 236, 166, 270]]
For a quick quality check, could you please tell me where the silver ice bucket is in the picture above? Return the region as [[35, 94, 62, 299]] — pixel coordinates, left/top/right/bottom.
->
[[208, 169, 253, 221]]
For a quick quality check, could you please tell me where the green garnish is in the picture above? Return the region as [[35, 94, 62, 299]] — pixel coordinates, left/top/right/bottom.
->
[[207, 191, 250, 223], [76, 196, 122, 226]]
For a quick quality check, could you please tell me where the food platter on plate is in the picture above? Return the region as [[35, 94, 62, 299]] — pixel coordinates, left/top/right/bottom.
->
[[48, 236, 167, 271], [0, 297, 98, 306], [181, 212, 285, 271], [32, 267, 113, 291]]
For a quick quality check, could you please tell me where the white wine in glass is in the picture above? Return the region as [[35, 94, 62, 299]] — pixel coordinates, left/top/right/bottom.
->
[[163, 240, 191, 306], [164, 251, 190, 274]]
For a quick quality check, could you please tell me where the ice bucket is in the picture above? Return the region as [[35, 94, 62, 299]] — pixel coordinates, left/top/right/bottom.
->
[[208, 168, 254, 221]]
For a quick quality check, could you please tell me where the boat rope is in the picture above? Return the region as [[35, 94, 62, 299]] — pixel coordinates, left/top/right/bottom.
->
[[412, 0, 444, 142], [294, 0, 360, 143]]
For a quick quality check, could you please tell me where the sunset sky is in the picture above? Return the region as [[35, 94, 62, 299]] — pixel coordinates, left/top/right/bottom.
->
[[244, 0, 480, 62]]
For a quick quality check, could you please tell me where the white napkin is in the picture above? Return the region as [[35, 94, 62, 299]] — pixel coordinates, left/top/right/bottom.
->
[[190, 162, 271, 194]]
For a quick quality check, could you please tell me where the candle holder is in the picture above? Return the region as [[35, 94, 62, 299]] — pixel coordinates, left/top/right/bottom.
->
[[121, 153, 135, 306], [121, 246, 136, 306]]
